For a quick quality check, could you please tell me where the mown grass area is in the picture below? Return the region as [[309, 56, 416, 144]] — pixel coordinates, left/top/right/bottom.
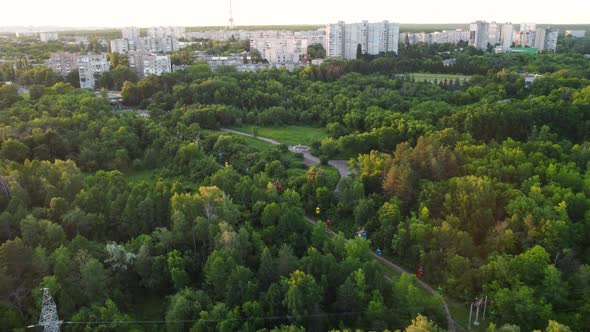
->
[[231, 125, 327, 146], [408, 73, 472, 82]]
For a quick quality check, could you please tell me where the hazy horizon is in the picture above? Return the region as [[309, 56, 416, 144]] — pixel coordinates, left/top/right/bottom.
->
[[1, 0, 589, 28]]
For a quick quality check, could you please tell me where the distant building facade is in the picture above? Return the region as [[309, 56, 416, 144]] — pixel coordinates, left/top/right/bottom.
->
[[500, 23, 514, 49], [110, 37, 179, 54], [469, 21, 489, 49], [122, 27, 140, 40], [147, 26, 186, 39], [128, 51, 171, 77], [402, 29, 469, 45], [536, 28, 558, 52], [39, 32, 59, 42], [77, 54, 110, 89], [326, 20, 399, 60], [47, 52, 78, 77], [250, 37, 308, 64], [565, 30, 586, 38]]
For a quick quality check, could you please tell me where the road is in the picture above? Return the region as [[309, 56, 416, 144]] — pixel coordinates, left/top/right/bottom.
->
[[222, 128, 456, 331]]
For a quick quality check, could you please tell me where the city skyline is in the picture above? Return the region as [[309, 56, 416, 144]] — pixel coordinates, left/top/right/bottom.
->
[[1, 0, 589, 28]]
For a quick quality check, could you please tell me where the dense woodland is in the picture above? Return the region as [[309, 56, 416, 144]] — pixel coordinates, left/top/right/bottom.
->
[[1, 36, 590, 331]]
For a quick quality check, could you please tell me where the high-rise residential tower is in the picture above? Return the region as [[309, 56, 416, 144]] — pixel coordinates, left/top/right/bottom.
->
[[326, 20, 399, 60], [500, 23, 514, 49], [469, 21, 489, 49]]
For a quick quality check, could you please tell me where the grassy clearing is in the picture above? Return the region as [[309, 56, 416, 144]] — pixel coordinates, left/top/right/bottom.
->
[[408, 73, 472, 82], [231, 125, 327, 146]]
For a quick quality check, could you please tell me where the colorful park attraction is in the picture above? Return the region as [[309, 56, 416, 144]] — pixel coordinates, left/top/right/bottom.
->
[[356, 227, 367, 240]]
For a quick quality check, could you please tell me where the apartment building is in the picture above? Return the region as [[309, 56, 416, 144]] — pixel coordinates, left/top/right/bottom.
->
[[128, 51, 171, 77], [110, 37, 179, 54], [40, 32, 59, 42], [77, 54, 110, 89], [469, 21, 489, 49], [147, 26, 186, 39], [47, 52, 78, 77], [250, 37, 308, 64], [326, 20, 399, 60]]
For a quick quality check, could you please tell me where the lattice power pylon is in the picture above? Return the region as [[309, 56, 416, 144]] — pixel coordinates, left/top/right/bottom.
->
[[38, 288, 62, 332]]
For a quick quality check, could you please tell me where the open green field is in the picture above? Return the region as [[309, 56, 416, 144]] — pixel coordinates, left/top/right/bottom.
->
[[231, 125, 327, 146], [408, 73, 472, 82]]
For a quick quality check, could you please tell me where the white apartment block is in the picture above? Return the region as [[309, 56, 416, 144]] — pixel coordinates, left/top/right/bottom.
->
[[40, 32, 59, 42], [77, 54, 110, 89], [128, 51, 171, 77], [250, 37, 308, 64], [295, 28, 327, 47], [514, 30, 536, 47], [469, 21, 489, 49], [110, 38, 130, 54], [488, 22, 500, 46], [520, 23, 537, 32], [109, 37, 179, 54], [536, 28, 558, 52], [122, 27, 140, 40], [404, 30, 469, 45], [326, 20, 399, 60], [500, 23, 514, 49], [565, 30, 586, 38], [47, 52, 78, 77], [148, 26, 186, 39], [326, 22, 346, 58]]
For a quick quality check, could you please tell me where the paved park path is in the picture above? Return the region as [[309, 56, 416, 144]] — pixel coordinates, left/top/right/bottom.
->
[[221, 128, 457, 331], [220, 128, 351, 178]]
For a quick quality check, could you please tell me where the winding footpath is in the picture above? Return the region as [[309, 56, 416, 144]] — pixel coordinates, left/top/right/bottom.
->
[[221, 128, 457, 331], [220, 128, 351, 178]]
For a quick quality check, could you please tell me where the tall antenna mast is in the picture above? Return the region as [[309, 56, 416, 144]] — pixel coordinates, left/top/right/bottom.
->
[[228, 0, 235, 29]]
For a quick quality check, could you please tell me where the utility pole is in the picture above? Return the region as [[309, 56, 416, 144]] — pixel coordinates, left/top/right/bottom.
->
[[30, 288, 61, 332], [468, 296, 487, 330]]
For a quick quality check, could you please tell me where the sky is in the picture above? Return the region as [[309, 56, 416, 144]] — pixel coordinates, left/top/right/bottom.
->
[[1, 0, 589, 27]]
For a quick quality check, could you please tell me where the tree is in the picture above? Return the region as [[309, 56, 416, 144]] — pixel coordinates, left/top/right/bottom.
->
[[405, 314, 442, 332], [0, 139, 31, 162], [29, 84, 45, 100], [204, 250, 237, 300], [307, 44, 326, 59], [121, 80, 141, 106], [356, 44, 363, 59], [444, 176, 497, 244], [283, 270, 322, 322], [79, 257, 109, 303], [20, 215, 66, 251]]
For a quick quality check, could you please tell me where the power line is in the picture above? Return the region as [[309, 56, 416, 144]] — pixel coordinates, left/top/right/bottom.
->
[[27, 302, 448, 328]]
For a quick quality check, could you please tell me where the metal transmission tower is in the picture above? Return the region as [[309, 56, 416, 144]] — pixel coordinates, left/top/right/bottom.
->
[[228, 0, 235, 29], [38, 288, 62, 332]]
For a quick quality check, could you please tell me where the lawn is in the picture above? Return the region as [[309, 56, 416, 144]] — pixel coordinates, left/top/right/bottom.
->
[[407, 73, 472, 82], [231, 125, 327, 146]]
